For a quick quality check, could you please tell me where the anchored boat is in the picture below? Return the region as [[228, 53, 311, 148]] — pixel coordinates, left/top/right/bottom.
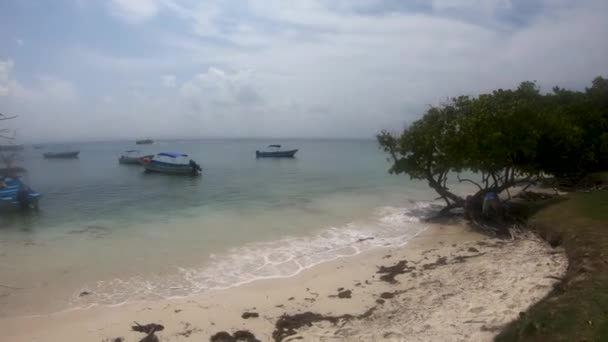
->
[[0, 167, 41, 210], [142, 152, 202, 176], [43, 151, 80, 159], [119, 150, 154, 165], [256, 145, 298, 158]]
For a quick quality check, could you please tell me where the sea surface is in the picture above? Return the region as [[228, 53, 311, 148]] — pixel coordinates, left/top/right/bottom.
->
[[0, 139, 439, 317]]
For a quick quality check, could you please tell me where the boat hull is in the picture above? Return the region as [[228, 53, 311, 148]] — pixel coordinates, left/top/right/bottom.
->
[[143, 161, 201, 176], [256, 149, 298, 158], [136, 139, 154, 145], [43, 151, 80, 159], [119, 155, 153, 165]]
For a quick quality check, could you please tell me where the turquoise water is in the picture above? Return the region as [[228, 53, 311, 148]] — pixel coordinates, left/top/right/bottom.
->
[[0, 139, 437, 317]]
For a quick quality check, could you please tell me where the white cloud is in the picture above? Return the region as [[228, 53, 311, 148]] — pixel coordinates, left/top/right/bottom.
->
[[9, 0, 607, 141], [109, 0, 162, 23], [162, 74, 176, 87], [15, 39, 24, 46]]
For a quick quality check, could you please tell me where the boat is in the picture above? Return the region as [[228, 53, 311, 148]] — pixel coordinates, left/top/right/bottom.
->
[[0, 145, 24, 151], [142, 152, 202, 176], [43, 151, 80, 159], [0, 168, 41, 210], [119, 150, 154, 165], [136, 139, 154, 145], [33, 144, 45, 150], [256, 145, 298, 158]]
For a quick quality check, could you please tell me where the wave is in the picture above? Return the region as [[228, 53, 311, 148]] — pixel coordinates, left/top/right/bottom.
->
[[69, 201, 438, 309]]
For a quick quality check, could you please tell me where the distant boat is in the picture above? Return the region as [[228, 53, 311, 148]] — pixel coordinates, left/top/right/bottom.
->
[[43, 151, 80, 159], [119, 150, 153, 165], [0, 145, 24, 151], [256, 145, 298, 158], [33, 144, 45, 150], [136, 139, 154, 145], [142, 152, 202, 176], [0, 168, 41, 210]]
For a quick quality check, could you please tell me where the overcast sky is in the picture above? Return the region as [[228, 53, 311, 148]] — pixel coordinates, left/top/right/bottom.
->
[[1, 0, 607, 142]]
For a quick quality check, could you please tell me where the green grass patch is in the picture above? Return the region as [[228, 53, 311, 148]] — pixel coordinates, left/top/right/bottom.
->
[[495, 191, 608, 342]]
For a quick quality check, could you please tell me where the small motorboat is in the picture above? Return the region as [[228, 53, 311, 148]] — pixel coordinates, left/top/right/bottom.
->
[[136, 139, 154, 145], [142, 152, 202, 176], [0, 168, 41, 210], [119, 150, 154, 165], [43, 151, 80, 159], [0, 145, 24, 151], [256, 145, 298, 158]]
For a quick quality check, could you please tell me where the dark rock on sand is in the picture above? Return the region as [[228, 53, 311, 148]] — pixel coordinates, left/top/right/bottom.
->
[[210, 330, 260, 342], [242, 312, 260, 319]]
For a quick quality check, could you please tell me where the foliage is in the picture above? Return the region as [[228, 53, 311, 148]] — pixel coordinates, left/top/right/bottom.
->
[[378, 76, 608, 217]]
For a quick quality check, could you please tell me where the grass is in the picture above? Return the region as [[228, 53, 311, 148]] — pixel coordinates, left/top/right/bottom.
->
[[495, 190, 608, 342]]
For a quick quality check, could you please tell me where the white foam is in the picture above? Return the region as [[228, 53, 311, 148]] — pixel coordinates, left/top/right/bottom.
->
[[69, 202, 436, 308]]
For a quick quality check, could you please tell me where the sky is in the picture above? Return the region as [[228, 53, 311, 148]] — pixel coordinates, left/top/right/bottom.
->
[[0, 0, 607, 142]]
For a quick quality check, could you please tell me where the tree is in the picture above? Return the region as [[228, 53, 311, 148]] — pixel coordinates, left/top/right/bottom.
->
[[378, 78, 608, 232]]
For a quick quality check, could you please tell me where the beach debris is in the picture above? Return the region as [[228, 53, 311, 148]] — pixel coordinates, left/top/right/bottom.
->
[[380, 292, 395, 299], [338, 289, 352, 298], [102, 338, 124, 342], [356, 237, 374, 243], [376, 299, 385, 304], [241, 311, 260, 319], [376, 260, 416, 283], [422, 256, 448, 270], [272, 307, 376, 342], [132, 322, 164, 334], [79, 291, 92, 297], [288, 297, 295, 301], [210, 330, 261, 342], [468, 247, 480, 253], [453, 252, 487, 263], [328, 289, 351, 299], [132, 322, 164, 342], [176, 322, 201, 338]]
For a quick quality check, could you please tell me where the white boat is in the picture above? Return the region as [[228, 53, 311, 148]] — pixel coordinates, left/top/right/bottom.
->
[[142, 152, 202, 176]]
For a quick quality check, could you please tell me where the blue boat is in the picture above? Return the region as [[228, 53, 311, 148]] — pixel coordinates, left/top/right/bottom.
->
[[256, 145, 298, 158], [142, 152, 202, 176], [0, 168, 41, 210]]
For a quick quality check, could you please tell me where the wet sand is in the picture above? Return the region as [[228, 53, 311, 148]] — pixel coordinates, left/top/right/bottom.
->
[[0, 224, 566, 342]]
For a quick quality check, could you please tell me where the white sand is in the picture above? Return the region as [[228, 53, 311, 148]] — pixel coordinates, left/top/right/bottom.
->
[[0, 224, 566, 342]]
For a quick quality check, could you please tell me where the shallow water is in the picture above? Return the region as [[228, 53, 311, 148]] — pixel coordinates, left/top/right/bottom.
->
[[0, 139, 437, 317]]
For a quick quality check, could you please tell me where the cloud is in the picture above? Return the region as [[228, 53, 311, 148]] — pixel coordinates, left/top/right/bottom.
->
[[109, 0, 162, 23], [4, 0, 608, 141], [162, 74, 176, 87], [0, 59, 77, 102], [15, 39, 24, 46]]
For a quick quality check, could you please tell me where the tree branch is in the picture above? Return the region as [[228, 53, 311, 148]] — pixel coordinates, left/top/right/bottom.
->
[[457, 174, 483, 191]]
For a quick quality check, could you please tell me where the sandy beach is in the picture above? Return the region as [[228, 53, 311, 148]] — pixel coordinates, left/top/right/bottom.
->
[[0, 222, 567, 342]]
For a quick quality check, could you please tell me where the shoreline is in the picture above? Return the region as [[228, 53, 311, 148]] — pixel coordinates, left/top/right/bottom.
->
[[0, 223, 566, 341]]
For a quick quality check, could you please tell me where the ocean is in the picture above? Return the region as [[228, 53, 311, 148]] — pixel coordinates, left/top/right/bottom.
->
[[0, 139, 438, 317]]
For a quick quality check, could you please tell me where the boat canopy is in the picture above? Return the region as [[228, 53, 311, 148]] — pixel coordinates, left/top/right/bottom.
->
[[268, 144, 281, 148], [158, 152, 188, 158]]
